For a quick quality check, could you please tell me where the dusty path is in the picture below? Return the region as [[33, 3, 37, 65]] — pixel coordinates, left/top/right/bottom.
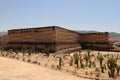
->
[[0, 57, 88, 80]]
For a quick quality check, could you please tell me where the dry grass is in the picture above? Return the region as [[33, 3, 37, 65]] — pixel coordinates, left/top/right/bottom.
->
[[1, 50, 120, 80], [0, 57, 88, 80]]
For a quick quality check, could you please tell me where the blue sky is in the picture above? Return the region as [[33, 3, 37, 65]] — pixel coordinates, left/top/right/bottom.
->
[[0, 0, 120, 32]]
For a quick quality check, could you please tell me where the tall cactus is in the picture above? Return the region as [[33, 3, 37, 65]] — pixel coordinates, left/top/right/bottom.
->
[[97, 55, 104, 68], [89, 59, 92, 68], [87, 49, 91, 58], [43, 48, 49, 57], [59, 57, 62, 68], [107, 57, 117, 78], [73, 53, 79, 68], [84, 54, 89, 67], [116, 64, 120, 75], [70, 57, 73, 66], [0, 45, 4, 55], [8, 49, 13, 57], [79, 54, 83, 68], [21, 45, 28, 57]]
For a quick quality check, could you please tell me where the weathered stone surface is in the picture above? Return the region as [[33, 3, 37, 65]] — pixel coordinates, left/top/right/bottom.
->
[[7, 26, 110, 52]]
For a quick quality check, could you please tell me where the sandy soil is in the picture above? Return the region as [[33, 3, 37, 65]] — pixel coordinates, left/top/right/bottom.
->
[[0, 57, 88, 80]]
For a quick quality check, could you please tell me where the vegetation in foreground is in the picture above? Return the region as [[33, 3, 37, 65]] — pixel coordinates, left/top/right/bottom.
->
[[0, 45, 120, 80]]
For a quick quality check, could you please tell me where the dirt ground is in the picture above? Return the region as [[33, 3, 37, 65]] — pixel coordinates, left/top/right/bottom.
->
[[0, 57, 88, 80]]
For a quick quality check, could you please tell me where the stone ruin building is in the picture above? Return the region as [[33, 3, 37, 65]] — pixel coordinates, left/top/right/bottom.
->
[[7, 26, 112, 53]]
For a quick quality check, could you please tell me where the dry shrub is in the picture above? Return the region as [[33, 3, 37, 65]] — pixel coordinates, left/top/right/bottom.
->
[[16, 56, 19, 60], [32, 60, 37, 64], [73, 70, 77, 75], [45, 63, 47, 67], [22, 57, 25, 61], [66, 69, 69, 72], [38, 62, 41, 65], [27, 59, 31, 62], [90, 71, 93, 75], [95, 68, 101, 78], [85, 71, 88, 75], [51, 64, 55, 69]]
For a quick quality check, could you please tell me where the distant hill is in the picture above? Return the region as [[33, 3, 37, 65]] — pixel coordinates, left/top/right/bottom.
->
[[0, 32, 7, 36], [109, 32, 120, 41], [75, 30, 99, 33], [75, 30, 120, 41], [0, 32, 7, 45]]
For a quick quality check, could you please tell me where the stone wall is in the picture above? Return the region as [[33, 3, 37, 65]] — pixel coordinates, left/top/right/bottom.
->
[[7, 26, 81, 52], [79, 32, 111, 50], [79, 32, 109, 42], [55, 27, 80, 42], [54, 27, 80, 51], [8, 27, 56, 43], [7, 26, 110, 52]]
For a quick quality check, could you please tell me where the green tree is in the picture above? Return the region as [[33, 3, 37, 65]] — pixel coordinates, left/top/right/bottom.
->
[[104, 64, 107, 70], [92, 61, 96, 68], [21, 45, 28, 57], [8, 49, 13, 57], [73, 53, 79, 68], [84, 54, 89, 67], [87, 49, 91, 57], [28, 46, 35, 56], [107, 57, 117, 78], [89, 59, 92, 68], [15, 50, 19, 56], [21, 45, 28, 61], [101, 65, 105, 73], [97, 55, 105, 73], [97, 55, 104, 68], [43, 48, 49, 57], [79, 54, 83, 68]]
